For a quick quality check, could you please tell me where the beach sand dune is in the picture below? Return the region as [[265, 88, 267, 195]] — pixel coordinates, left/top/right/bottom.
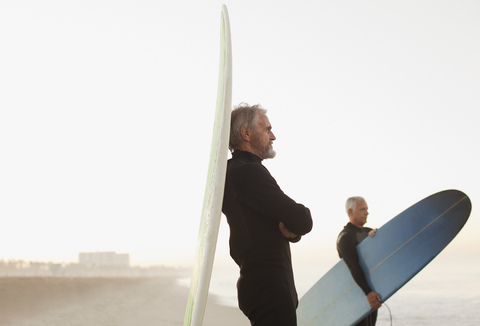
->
[[0, 277, 247, 326]]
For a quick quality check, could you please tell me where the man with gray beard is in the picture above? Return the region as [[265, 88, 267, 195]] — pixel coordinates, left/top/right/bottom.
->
[[222, 103, 313, 326]]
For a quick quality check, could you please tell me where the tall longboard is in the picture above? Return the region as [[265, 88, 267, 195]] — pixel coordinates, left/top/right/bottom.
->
[[183, 5, 232, 326], [297, 189, 471, 326]]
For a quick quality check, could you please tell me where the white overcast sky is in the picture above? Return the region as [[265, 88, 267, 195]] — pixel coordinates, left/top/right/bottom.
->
[[0, 1, 479, 274]]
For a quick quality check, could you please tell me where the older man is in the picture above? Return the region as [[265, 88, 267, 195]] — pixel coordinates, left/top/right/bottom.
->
[[337, 196, 381, 326], [222, 103, 313, 326]]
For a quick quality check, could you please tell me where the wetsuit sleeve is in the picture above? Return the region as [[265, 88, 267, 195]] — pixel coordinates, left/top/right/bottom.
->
[[337, 231, 372, 295], [232, 163, 313, 236]]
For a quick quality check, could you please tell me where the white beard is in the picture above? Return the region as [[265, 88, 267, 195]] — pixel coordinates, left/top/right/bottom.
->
[[252, 135, 276, 159]]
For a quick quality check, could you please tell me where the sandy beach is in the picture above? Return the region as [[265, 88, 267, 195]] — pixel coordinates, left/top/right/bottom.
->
[[0, 276, 247, 326]]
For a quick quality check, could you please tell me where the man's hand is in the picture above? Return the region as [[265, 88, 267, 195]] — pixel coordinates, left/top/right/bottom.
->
[[368, 228, 378, 237], [366, 291, 382, 310], [279, 222, 298, 239]]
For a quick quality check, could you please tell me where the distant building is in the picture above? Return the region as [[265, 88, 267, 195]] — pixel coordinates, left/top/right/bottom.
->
[[78, 251, 130, 267]]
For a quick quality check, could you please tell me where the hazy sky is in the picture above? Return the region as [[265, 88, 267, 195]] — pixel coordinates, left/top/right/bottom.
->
[[1, 0, 479, 276]]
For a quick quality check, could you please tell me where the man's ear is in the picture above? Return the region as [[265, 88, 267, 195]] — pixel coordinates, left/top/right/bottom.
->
[[240, 126, 251, 141], [347, 209, 353, 218]]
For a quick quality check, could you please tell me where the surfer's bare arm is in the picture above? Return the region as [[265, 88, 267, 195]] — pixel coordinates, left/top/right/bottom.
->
[[366, 291, 382, 310], [368, 228, 378, 237]]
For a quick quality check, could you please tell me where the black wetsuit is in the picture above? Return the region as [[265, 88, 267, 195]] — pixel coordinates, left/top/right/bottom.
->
[[337, 222, 378, 326], [222, 150, 313, 326]]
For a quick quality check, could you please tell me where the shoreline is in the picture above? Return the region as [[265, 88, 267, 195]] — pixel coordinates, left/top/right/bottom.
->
[[0, 276, 247, 326]]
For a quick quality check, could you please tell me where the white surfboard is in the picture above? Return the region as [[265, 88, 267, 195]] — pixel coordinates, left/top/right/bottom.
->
[[183, 5, 232, 326]]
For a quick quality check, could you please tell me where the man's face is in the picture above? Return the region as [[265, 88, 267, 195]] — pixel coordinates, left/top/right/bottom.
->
[[349, 199, 369, 227], [251, 113, 276, 159]]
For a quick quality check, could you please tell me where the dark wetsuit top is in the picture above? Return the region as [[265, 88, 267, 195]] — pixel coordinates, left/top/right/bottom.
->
[[337, 222, 373, 295], [222, 150, 313, 326]]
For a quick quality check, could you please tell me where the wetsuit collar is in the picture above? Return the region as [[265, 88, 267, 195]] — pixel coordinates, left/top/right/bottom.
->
[[232, 150, 263, 162], [346, 222, 363, 230]]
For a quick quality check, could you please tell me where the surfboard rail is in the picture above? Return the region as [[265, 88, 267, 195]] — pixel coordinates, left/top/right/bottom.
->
[[183, 5, 232, 326]]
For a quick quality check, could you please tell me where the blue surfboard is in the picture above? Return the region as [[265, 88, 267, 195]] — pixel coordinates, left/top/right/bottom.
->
[[297, 189, 471, 326]]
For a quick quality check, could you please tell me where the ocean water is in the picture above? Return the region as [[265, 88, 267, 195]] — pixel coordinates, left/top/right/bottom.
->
[[203, 255, 480, 326]]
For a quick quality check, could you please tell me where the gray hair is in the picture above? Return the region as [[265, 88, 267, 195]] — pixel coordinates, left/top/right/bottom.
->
[[229, 103, 267, 151], [345, 196, 365, 213]]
